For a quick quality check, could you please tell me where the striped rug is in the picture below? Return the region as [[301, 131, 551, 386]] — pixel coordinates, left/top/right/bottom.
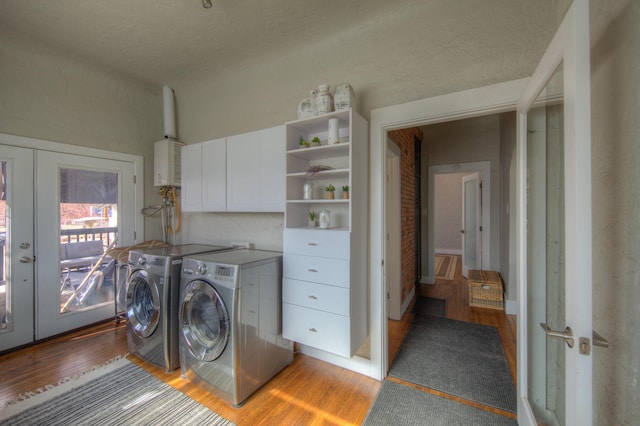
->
[[0, 356, 233, 425], [435, 254, 457, 281]]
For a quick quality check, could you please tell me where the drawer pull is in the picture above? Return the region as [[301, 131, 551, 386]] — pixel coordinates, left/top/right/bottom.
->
[[307, 242, 318, 246], [308, 268, 318, 272], [309, 328, 317, 332], [308, 295, 318, 300]]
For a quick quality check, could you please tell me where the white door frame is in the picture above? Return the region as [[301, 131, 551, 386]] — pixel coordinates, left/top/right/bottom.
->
[[370, 77, 528, 380], [425, 162, 491, 283]]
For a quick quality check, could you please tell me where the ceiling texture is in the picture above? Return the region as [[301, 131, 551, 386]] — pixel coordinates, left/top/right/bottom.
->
[[0, 0, 555, 89], [0, 0, 418, 86]]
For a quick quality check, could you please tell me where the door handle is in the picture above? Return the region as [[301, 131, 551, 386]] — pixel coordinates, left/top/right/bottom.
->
[[540, 323, 574, 348], [19, 256, 33, 263], [460, 229, 465, 234], [593, 331, 609, 348]]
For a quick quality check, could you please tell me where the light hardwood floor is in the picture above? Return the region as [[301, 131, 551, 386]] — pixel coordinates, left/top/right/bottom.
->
[[0, 256, 516, 424]]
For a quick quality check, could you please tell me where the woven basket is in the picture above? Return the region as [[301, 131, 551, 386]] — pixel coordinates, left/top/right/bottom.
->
[[468, 270, 503, 310]]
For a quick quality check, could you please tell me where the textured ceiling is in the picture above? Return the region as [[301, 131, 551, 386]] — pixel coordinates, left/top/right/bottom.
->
[[0, 0, 413, 86]]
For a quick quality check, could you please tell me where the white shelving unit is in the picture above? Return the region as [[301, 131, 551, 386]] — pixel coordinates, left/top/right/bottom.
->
[[282, 109, 369, 361]]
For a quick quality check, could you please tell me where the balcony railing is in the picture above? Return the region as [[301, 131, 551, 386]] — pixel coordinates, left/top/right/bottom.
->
[[60, 227, 118, 246]]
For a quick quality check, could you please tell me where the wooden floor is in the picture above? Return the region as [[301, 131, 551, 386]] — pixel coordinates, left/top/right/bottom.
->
[[0, 255, 517, 424]]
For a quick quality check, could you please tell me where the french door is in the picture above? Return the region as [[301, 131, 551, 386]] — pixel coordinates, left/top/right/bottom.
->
[[36, 151, 136, 339], [0, 139, 140, 351], [0, 146, 35, 352], [516, 1, 593, 425], [461, 172, 481, 277]]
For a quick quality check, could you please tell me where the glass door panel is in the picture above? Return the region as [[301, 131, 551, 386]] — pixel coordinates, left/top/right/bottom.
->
[[58, 168, 118, 314], [526, 66, 565, 425]]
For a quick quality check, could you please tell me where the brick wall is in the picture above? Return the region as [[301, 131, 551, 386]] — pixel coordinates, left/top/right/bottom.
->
[[388, 127, 423, 304]]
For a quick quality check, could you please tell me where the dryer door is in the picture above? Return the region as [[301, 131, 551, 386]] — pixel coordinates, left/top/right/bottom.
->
[[180, 280, 230, 362], [126, 269, 160, 338]]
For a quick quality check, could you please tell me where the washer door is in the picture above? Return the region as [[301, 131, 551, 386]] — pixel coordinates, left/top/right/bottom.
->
[[180, 280, 229, 362], [126, 269, 160, 338]]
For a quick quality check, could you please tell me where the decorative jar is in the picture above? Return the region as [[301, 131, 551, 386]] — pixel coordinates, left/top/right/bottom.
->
[[303, 182, 314, 200], [334, 83, 356, 111], [297, 90, 318, 119], [318, 209, 331, 229], [316, 84, 334, 114]]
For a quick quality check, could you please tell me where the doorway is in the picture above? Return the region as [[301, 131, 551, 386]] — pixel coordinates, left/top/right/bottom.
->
[[0, 135, 143, 352]]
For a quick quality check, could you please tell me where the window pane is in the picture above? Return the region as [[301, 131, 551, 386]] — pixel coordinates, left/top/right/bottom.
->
[[59, 168, 118, 314]]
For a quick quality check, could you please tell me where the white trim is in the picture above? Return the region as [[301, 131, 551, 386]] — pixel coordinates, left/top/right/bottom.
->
[[0, 132, 145, 243], [400, 286, 415, 318], [434, 248, 462, 256], [369, 77, 528, 381], [505, 299, 519, 315]]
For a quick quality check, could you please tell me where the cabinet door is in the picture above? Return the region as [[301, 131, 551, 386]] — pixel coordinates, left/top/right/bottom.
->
[[181, 143, 203, 212], [258, 125, 285, 212], [226, 131, 258, 211], [227, 126, 285, 212], [202, 138, 227, 211]]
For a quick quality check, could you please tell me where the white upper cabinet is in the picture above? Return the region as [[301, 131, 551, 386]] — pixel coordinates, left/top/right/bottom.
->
[[181, 137, 226, 212], [226, 125, 285, 212], [181, 126, 285, 213]]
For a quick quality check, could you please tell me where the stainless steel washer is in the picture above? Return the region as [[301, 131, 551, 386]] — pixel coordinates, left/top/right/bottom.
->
[[179, 249, 293, 406], [126, 244, 231, 371]]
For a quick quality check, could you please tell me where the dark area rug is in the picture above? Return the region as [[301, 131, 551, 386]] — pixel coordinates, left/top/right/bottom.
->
[[413, 296, 446, 317], [363, 380, 517, 426], [388, 316, 517, 413]]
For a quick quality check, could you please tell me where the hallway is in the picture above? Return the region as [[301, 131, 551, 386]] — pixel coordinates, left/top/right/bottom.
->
[[387, 254, 517, 419]]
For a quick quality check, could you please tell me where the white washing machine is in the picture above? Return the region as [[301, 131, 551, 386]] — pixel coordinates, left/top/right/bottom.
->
[[126, 244, 231, 371], [179, 249, 293, 407]]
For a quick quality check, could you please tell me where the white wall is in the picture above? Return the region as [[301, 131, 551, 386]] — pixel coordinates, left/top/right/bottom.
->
[[590, 0, 639, 424], [0, 33, 164, 241]]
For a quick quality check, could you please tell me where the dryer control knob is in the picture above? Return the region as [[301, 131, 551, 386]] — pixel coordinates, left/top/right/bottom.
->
[[138, 257, 147, 265], [198, 263, 207, 275]]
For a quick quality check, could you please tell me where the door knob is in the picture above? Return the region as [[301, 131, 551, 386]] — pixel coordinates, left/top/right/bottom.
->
[[460, 229, 465, 234], [19, 256, 33, 263], [540, 323, 574, 348]]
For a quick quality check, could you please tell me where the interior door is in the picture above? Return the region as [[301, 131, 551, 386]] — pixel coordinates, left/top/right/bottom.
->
[[0, 146, 34, 352], [461, 172, 481, 277], [386, 139, 401, 320], [516, 2, 593, 425]]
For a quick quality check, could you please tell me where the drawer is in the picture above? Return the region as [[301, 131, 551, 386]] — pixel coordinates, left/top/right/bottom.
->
[[283, 254, 350, 288], [283, 229, 350, 259], [283, 303, 350, 358], [283, 279, 350, 316]]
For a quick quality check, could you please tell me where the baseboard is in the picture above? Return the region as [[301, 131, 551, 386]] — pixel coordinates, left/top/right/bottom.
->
[[400, 287, 415, 317], [505, 299, 518, 315], [435, 249, 463, 255], [420, 275, 435, 285]]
